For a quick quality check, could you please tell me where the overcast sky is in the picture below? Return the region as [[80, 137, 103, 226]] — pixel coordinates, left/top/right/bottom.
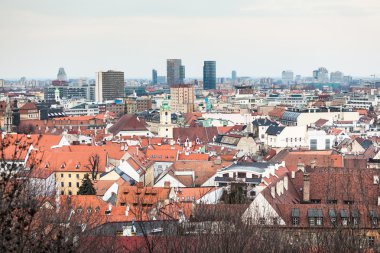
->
[[1, 0, 379, 79]]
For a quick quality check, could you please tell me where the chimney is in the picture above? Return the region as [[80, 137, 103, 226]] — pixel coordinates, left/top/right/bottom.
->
[[214, 156, 222, 165], [310, 159, 316, 169], [297, 162, 305, 172], [303, 173, 310, 202], [164, 181, 171, 189]]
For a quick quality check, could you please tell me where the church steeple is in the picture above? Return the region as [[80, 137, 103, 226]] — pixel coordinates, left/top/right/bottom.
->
[[4, 97, 13, 133]]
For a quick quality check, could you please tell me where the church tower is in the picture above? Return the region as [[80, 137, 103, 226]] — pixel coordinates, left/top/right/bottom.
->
[[158, 99, 174, 138], [4, 98, 13, 133]]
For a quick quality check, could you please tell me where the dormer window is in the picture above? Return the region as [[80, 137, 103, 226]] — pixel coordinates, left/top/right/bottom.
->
[[76, 207, 83, 214], [329, 209, 337, 226], [340, 209, 349, 226], [291, 208, 300, 226], [45, 163, 49, 168], [75, 164, 80, 169], [307, 209, 323, 226], [369, 210, 378, 227], [95, 207, 100, 213], [61, 164, 65, 169]]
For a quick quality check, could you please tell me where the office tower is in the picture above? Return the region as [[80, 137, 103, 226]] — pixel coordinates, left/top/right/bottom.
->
[[167, 59, 182, 86], [152, 69, 158, 84], [330, 71, 344, 83], [282, 70, 294, 84], [95, 70, 124, 102], [57, 67, 67, 81], [203, 61, 216, 90], [231, 70, 237, 82], [0, 79, 4, 88], [313, 67, 329, 83], [179, 65, 185, 84], [170, 84, 195, 113]]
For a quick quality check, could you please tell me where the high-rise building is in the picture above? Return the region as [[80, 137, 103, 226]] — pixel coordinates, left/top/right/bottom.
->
[[313, 67, 329, 83], [343, 76, 353, 84], [330, 71, 344, 83], [167, 59, 182, 86], [282, 70, 294, 84], [95, 70, 124, 102], [57, 67, 67, 82], [179, 65, 185, 84], [152, 69, 158, 84], [170, 84, 195, 113], [231, 71, 237, 82], [0, 79, 4, 88], [203, 61, 216, 90]]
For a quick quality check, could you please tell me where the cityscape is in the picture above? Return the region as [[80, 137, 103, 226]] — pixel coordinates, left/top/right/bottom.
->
[[1, 0, 380, 252]]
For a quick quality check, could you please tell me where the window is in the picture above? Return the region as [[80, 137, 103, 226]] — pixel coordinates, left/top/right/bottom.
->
[[68, 191, 72, 195], [68, 174, 71, 178], [368, 236, 375, 247], [309, 218, 316, 226], [258, 217, 266, 225], [69, 182, 72, 187], [76, 182, 80, 187], [327, 199, 337, 204], [61, 182, 64, 187], [316, 217, 323, 226], [61, 174, 64, 178], [60, 191, 64, 195], [272, 217, 278, 225], [311, 199, 321, 204], [292, 217, 299, 226], [342, 218, 348, 226], [344, 200, 354, 205], [76, 174, 80, 179], [310, 139, 317, 150], [325, 139, 331, 149], [237, 172, 246, 178]]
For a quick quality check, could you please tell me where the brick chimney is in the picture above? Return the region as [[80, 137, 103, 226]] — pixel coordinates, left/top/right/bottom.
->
[[297, 162, 305, 172], [310, 159, 316, 169], [303, 173, 310, 202]]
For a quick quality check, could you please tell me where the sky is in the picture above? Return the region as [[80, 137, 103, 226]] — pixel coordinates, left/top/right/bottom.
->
[[0, 0, 379, 79]]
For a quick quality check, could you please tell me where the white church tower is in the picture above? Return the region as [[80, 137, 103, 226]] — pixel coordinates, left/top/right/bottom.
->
[[157, 99, 174, 138]]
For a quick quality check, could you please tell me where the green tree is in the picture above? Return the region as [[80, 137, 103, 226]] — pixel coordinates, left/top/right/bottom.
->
[[77, 174, 96, 195]]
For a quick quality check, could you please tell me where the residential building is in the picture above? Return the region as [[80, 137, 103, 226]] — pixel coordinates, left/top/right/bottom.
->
[[203, 61, 216, 90], [96, 70, 125, 102], [170, 84, 195, 113]]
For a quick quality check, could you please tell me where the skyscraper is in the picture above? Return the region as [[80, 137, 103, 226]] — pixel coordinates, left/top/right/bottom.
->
[[167, 59, 182, 86], [57, 67, 67, 82], [179, 65, 185, 84], [282, 70, 294, 84], [95, 70, 124, 102], [203, 61, 216, 90], [152, 69, 158, 84], [231, 70, 237, 82]]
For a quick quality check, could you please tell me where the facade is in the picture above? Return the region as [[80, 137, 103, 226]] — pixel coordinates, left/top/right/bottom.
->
[[282, 70, 294, 84], [203, 61, 216, 90], [167, 59, 182, 86], [170, 84, 195, 113], [95, 70, 125, 102]]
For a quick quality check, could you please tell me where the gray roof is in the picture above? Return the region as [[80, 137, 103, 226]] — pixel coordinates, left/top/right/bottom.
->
[[221, 162, 274, 173], [281, 111, 300, 122], [266, 125, 285, 136]]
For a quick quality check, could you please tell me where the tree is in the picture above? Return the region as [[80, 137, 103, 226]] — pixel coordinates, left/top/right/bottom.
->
[[86, 154, 100, 181], [78, 174, 96, 195]]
